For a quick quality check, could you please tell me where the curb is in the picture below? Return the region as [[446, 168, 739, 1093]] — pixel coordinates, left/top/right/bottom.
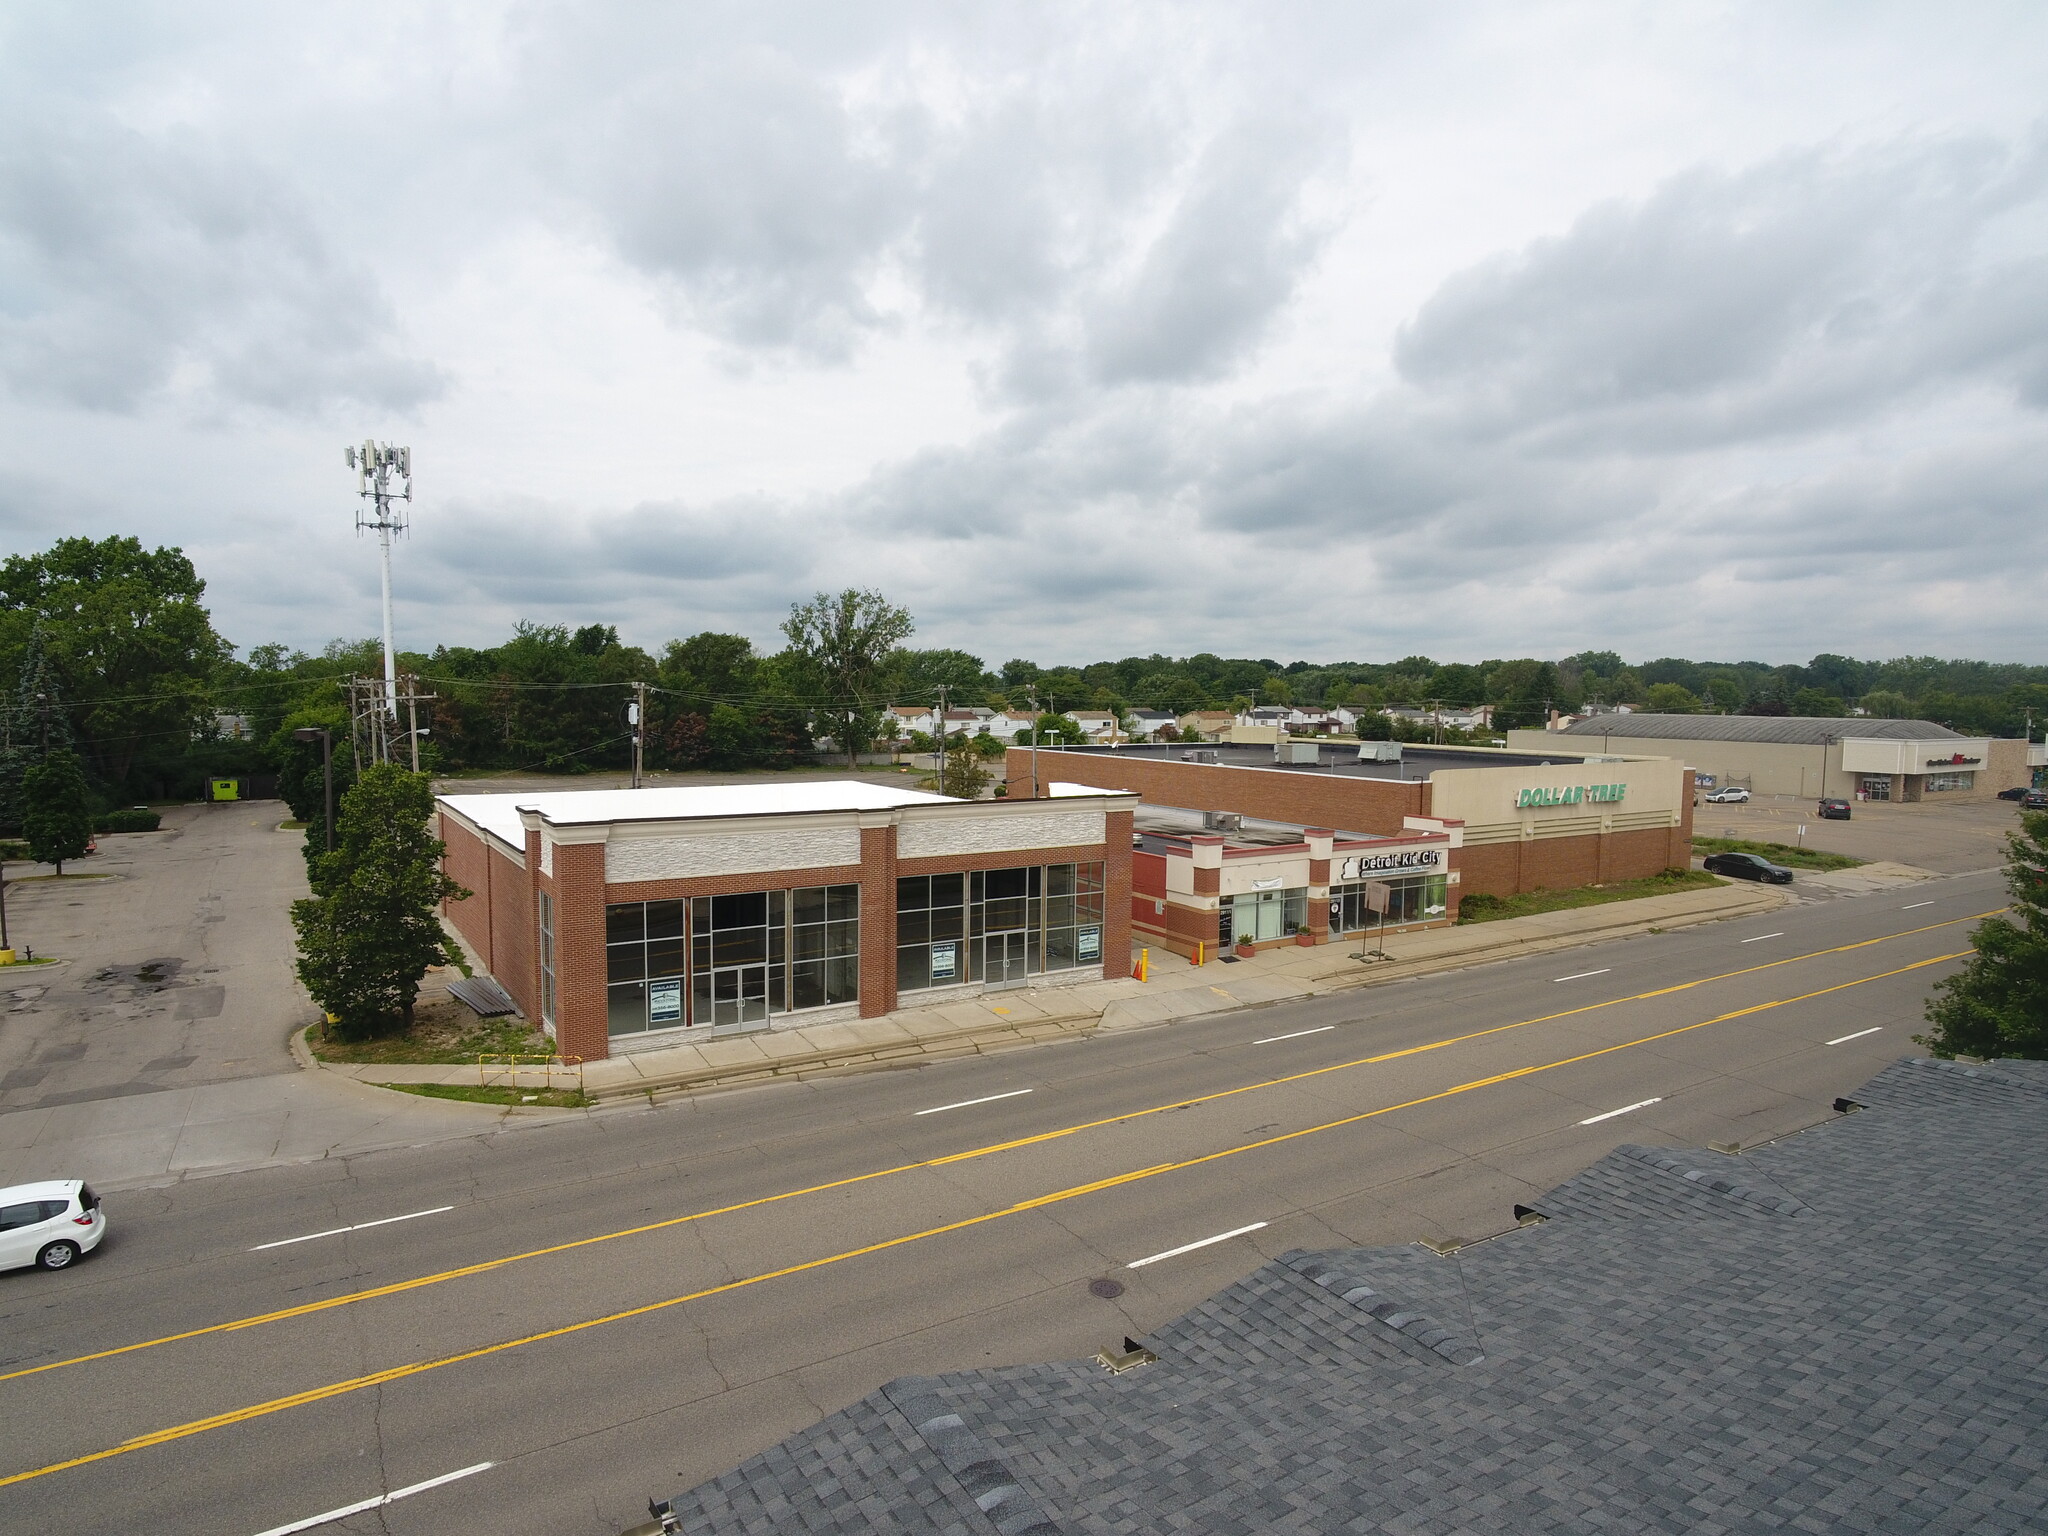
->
[[590, 1007, 1102, 1105], [284, 884, 1796, 1111], [292, 1023, 587, 1116]]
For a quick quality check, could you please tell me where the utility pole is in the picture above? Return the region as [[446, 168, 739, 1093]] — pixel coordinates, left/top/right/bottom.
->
[[630, 682, 648, 789], [1431, 698, 1442, 746], [934, 684, 951, 795], [1026, 686, 1041, 800], [345, 440, 413, 747]]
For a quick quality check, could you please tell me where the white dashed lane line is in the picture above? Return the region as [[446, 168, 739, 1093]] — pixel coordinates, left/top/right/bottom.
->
[[1739, 933, 1784, 944], [1826, 1027, 1883, 1046], [251, 1462, 495, 1536], [1553, 969, 1611, 982], [250, 1206, 455, 1252], [1578, 1097, 1663, 1126], [914, 1088, 1033, 1116], [1252, 1026, 1334, 1045], [1127, 1222, 1269, 1269]]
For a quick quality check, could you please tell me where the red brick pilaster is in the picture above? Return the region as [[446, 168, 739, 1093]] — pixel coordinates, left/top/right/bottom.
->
[[859, 821, 897, 1017], [1102, 809, 1134, 979], [551, 839, 610, 1063]]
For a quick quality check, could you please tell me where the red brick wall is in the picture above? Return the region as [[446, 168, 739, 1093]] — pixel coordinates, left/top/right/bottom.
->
[[490, 848, 538, 1019], [1102, 808, 1133, 980], [439, 816, 492, 961], [1458, 826, 1682, 897], [859, 825, 897, 1018], [1132, 850, 1167, 897], [550, 841, 608, 1066], [1007, 750, 1428, 834], [1131, 898, 1220, 957]]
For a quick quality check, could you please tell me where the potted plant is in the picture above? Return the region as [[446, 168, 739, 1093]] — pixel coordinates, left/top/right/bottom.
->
[[1234, 937, 1256, 959]]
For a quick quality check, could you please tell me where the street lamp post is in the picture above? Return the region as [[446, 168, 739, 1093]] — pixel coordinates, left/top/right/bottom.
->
[[293, 727, 335, 853]]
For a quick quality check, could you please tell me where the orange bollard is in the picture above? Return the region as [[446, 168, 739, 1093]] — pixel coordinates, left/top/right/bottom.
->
[[1137, 947, 1149, 982], [1195, 941, 1204, 967]]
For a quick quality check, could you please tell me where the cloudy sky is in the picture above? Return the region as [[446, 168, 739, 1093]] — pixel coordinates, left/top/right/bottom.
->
[[3, 3, 2046, 667]]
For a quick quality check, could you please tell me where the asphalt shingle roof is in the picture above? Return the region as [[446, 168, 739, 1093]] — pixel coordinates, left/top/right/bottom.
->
[[1553, 714, 1965, 745], [647, 1056, 2048, 1534]]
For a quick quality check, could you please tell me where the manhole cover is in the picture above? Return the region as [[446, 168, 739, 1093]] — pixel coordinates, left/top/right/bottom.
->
[[1088, 1278, 1125, 1300]]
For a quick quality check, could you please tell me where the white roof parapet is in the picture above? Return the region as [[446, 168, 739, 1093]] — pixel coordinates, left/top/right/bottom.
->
[[439, 782, 959, 849]]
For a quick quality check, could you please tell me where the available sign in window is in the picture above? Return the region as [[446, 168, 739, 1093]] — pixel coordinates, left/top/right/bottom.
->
[[649, 978, 684, 1025], [931, 941, 958, 981], [1078, 926, 1101, 962]]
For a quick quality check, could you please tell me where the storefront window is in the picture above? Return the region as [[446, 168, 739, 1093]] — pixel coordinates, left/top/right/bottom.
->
[[606, 898, 687, 1036], [604, 886, 858, 1036], [1924, 772, 1974, 792], [537, 891, 557, 1028], [897, 863, 1105, 992], [1860, 776, 1892, 801], [1222, 888, 1308, 943], [1330, 874, 1449, 933]]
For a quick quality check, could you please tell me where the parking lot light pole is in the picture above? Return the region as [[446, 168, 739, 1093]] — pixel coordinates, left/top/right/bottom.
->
[[293, 727, 335, 853]]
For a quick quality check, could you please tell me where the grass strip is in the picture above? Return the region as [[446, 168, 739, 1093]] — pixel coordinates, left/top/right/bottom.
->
[[384, 1082, 589, 1109], [1691, 835, 1863, 871], [1458, 867, 1722, 924]]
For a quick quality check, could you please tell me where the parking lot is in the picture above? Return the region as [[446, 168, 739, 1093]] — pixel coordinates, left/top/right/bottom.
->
[[0, 803, 311, 1113], [1692, 792, 2022, 874]]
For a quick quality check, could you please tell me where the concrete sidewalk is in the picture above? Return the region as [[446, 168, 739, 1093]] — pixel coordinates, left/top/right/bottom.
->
[[316, 878, 1791, 1106]]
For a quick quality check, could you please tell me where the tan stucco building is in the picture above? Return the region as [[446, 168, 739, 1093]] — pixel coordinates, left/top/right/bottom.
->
[[1506, 715, 2028, 802]]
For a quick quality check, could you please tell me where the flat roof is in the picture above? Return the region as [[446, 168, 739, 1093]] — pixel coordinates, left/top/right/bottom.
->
[[1035, 742, 1570, 782], [439, 781, 961, 849], [1553, 714, 1965, 746]]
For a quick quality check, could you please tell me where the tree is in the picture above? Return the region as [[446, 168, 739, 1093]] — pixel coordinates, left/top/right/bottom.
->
[[291, 765, 470, 1038], [929, 731, 993, 799], [1644, 683, 1701, 713], [1017, 712, 1086, 746], [1792, 687, 1848, 717], [0, 536, 230, 794], [22, 749, 92, 874], [1858, 689, 1913, 719], [781, 590, 915, 767], [1915, 810, 2048, 1060]]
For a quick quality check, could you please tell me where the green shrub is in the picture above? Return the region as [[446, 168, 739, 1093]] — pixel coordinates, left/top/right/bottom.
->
[[94, 809, 163, 833]]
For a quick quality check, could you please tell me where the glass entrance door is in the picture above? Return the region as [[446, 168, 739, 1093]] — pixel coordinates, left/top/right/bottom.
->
[[699, 965, 769, 1028], [985, 930, 1029, 987]]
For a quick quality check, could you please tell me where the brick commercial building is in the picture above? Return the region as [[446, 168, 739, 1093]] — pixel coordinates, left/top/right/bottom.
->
[[436, 781, 1135, 1062], [1127, 801, 1459, 960], [1008, 744, 1693, 955], [1507, 713, 2028, 802]]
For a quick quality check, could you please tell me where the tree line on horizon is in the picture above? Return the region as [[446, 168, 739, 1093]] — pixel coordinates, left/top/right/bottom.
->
[[5, 534, 2047, 817]]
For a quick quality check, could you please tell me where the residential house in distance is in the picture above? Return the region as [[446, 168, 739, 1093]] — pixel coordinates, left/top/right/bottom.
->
[[1177, 710, 1236, 741], [1127, 708, 1177, 740], [1067, 710, 1122, 743]]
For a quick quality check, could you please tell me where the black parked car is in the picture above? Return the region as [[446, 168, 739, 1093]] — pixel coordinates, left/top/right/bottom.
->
[[1817, 798, 1852, 820], [1703, 851, 1795, 884], [1997, 785, 2031, 801], [2025, 789, 2048, 811]]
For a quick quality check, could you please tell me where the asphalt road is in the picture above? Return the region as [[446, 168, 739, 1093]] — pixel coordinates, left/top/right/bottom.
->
[[0, 867, 1997, 1536]]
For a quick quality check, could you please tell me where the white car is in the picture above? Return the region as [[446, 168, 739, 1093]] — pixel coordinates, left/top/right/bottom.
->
[[0, 1180, 106, 1272], [1703, 787, 1750, 803]]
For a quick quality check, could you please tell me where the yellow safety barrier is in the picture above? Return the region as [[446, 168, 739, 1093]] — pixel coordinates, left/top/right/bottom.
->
[[1136, 947, 1149, 982], [1194, 941, 1204, 967], [478, 1053, 585, 1092]]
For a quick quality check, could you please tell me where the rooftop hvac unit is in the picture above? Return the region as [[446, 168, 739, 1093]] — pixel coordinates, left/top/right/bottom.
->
[[1281, 741, 1321, 764], [1356, 742, 1403, 763], [1180, 749, 1218, 764], [1202, 811, 1243, 833]]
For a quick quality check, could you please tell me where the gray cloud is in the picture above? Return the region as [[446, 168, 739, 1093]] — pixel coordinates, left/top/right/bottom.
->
[[1395, 136, 2048, 451], [1086, 114, 1341, 385], [0, 108, 444, 414]]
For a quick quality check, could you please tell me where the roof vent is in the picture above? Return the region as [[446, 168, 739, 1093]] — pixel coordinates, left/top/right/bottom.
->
[[1832, 1097, 1865, 1114]]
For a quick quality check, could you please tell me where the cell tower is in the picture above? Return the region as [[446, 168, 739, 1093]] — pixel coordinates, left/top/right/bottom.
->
[[345, 441, 412, 747]]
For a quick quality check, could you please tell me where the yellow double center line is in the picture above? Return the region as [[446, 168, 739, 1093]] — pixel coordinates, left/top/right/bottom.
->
[[1, 910, 1991, 1400], [0, 941, 1973, 1491]]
